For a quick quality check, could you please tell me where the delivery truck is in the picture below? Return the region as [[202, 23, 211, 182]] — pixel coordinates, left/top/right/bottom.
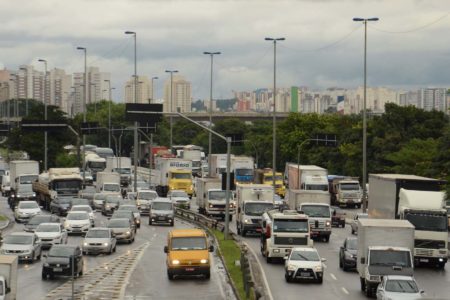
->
[[368, 174, 448, 268], [196, 177, 235, 220], [284, 164, 328, 191], [106, 157, 132, 186], [95, 171, 121, 194], [155, 157, 193, 197], [0, 255, 17, 300], [8, 160, 39, 208], [254, 168, 285, 197]]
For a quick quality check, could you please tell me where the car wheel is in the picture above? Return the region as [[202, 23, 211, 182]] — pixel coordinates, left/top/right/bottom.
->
[[341, 222, 346, 228], [170, 220, 174, 227], [339, 257, 343, 269], [113, 245, 116, 253], [204, 272, 210, 280], [42, 271, 47, 280], [37, 251, 41, 260], [167, 271, 174, 280], [266, 255, 272, 263], [79, 269, 83, 276], [317, 277, 323, 284], [285, 273, 291, 283], [351, 228, 355, 235], [149, 219, 153, 225]]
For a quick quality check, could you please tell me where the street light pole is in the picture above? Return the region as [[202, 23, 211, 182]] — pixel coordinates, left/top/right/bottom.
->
[[38, 59, 48, 171], [165, 70, 178, 149], [76, 46, 87, 185], [203, 51, 221, 177], [353, 17, 379, 212], [265, 37, 285, 191], [125, 30, 138, 193], [104, 79, 114, 149], [151, 76, 158, 104]]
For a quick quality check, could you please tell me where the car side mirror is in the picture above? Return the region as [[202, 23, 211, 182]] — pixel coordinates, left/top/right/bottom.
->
[[321, 258, 326, 262], [43, 254, 47, 258], [283, 255, 289, 260], [164, 246, 168, 253], [209, 245, 214, 252]]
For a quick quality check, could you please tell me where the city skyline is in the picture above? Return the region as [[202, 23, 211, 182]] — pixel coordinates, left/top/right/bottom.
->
[[0, 1, 449, 102]]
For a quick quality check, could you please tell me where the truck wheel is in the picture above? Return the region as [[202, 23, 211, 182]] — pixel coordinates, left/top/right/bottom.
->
[[236, 224, 241, 235], [167, 271, 174, 280], [360, 277, 366, 292], [317, 277, 323, 284], [42, 271, 47, 280], [323, 236, 330, 243], [228, 215, 233, 222], [365, 283, 373, 297], [266, 256, 272, 263], [241, 228, 247, 237], [285, 273, 291, 283]]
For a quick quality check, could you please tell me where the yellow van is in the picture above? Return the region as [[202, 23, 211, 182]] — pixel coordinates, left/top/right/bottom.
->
[[164, 229, 214, 280]]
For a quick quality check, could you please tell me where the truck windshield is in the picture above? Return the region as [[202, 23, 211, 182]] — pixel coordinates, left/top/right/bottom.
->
[[209, 191, 226, 200], [236, 169, 253, 176], [104, 184, 120, 192], [265, 175, 283, 181], [172, 173, 191, 179], [340, 183, 360, 190], [54, 180, 81, 191], [88, 161, 106, 169], [20, 175, 38, 184], [305, 184, 328, 191], [273, 219, 309, 233], [301, 205, 330, 218], [385, 279, 419, 293], [404, 213, 448, 232], [244, 203, 274, 216], [369, 250, 411, 268], [113, 168, 131, 174], [171, 237, 206, 250]]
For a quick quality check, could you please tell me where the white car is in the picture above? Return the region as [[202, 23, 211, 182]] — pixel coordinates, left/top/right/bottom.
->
[[135, 190, 158, 214], [35, 223, 68, 249], [14, 201, 41, 223], [64, 212, 91, 235], [70, 205, 95, 226], [284, 247, 326, 284], [376, 275, 425, 299], [168, 190, 190, 209], [0, 232, 42, 263]]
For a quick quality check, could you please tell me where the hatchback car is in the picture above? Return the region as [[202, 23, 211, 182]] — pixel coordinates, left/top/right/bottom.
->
[[64, 212, 91, 235], [0, 232, 42, 263], [331, 206, 346, 228], [376, 275, 424, 300], [70, 205, 95, 227], [102, 195, 121, 216], [49, 197, 72, 216], [24, 214, 61, 232], [168, 190, 190, 209], [284, 247, 326, 283], [149, 199, 174, 226], [107, 218, 135, 244], [135, 189, 158, 215], [35, 223, 68, 249], [339, 236, 357, 271], [93, 193, 107, 210], [42, 245, 83, 279], [111, 210, 137, 231], [118, 205, 141, 228], [351, 213, 368, 235], [82, 228, 116, 255], [14, 201, 41, 223]]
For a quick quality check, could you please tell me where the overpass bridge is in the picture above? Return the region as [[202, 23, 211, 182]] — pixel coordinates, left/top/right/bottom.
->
[[171, 111, 291, 122]]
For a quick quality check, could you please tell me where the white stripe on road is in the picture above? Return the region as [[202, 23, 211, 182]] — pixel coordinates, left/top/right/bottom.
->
[[342, 287, 349, 295], [330, 273, 337, 281]]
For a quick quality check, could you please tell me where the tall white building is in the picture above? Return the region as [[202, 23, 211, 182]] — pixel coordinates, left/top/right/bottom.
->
[[124, 75, 152, 104], [163, 75, 192, 113], [419, 88, 447, 112], [73, 67, 110, 114]]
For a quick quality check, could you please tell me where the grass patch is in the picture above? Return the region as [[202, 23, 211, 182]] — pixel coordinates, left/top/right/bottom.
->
[[212, 229, 249, 300], [0, 215, 7, 222]]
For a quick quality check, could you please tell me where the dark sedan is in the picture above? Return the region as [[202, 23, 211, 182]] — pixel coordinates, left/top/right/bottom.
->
[[42, 245, 84, 279], [339, 237, 357, 271], [24, 214, 61, 232], [49, 197, 72, 216]]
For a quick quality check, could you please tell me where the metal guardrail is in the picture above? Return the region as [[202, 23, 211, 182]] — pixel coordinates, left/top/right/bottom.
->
[[175, 207, 269, 300]]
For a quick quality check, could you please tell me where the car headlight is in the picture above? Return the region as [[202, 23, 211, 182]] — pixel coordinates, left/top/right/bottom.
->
[[314, 265, 323, 272], [106, 205, 110, 208], [244, 218, 252, 224], [104, 242, 109, 246], [200, 259, 208, 264], [44, 263, 49, 267], [325, 221, 331, 227], [84, 242, 88, 246], [286, 264, 296, 271], [126, 231, 130, 235], [23, 249, 32, 254], [172, 259, 180, 265]]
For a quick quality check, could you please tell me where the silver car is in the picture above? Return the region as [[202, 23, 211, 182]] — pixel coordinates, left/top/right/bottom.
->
[[0, 232, 42, 263], [107, 218, 135, 244], [168, 190, 190, 209], [14, 201, 41, 223], [149, 199, 174, 226], [351, 212, 368, 235], [82, 228, 117, 255], [93, 193, 107, 210], [117, 205, 141, 228], [376, 275, 425, 299]]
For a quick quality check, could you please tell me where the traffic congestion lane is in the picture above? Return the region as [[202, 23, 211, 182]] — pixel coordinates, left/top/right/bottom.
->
[[124, 217, 235, 300]]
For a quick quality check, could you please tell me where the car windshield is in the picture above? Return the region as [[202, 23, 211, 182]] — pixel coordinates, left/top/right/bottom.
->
[[119, 206, 139, 213], [106, 197, 120, 204], [20, 175, 38, 184], [290, 250, 320, 261], [209, 191, 226, 200], [113, 168, 131, 174], [171, 173, 191, 179], [305, 184, 328, 191], [104, 184, 120, 192], [236, 169, 253, 176], [139, 192, 157, 200], [171, 237, 206, 250], [340, 183, 360, 190], [4, 235, 32, 244], [86, 230, 109, 238], [244, 203, 274, 216], [72, 206, 91, 213], [171, 191, 188, 198], [369, 250, 411, 268], [107, 219, 129, 228], [36, 224, 59, 232], [94, 194, 107, 201], [88, 161, 106, 169], [301, 205, 330, 218], [346, 238, 357, 250], [54, 180, 81, 191], [48, 247, 74, 257], [385, 279, 419, 293], [265, 175, 283, 181], [28, 216, 52, 225], [19, 202, 38, 209], [152, 202, 172, 211], [112, 212, 131, 219], [67, 213, 89, 220], [273, 219, 309, 233]]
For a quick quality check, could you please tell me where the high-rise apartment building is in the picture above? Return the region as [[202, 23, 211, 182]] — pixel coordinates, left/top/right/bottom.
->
[[163, 75, 192, 113], [73, 67, 110, 115], [123, 75, 151, 104], [419, 88, 447, 112]]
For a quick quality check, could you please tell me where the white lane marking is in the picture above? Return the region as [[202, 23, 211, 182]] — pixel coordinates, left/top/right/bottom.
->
[[153, 233, 157, 238], [242, 241, 274, 300], [330, 273, 337, 280], [342, 287, 349, 294]]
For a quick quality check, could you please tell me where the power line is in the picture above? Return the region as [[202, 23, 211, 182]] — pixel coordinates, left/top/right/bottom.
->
[[369, 13, 449, 34], [214, 45, 272, 73]]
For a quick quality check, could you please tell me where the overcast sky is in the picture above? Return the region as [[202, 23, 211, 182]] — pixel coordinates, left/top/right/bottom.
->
[[1, 0, 449, 101]]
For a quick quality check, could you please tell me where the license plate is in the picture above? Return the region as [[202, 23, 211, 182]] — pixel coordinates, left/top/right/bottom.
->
[[158, 217, 165, 220], [185, 267, 194, 272], [53, 267, 63, 272], [256, 228, 262, 232], [73, 229, 81, 232], [300, 272, 310, 277], [420, 259, 429, 263]]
